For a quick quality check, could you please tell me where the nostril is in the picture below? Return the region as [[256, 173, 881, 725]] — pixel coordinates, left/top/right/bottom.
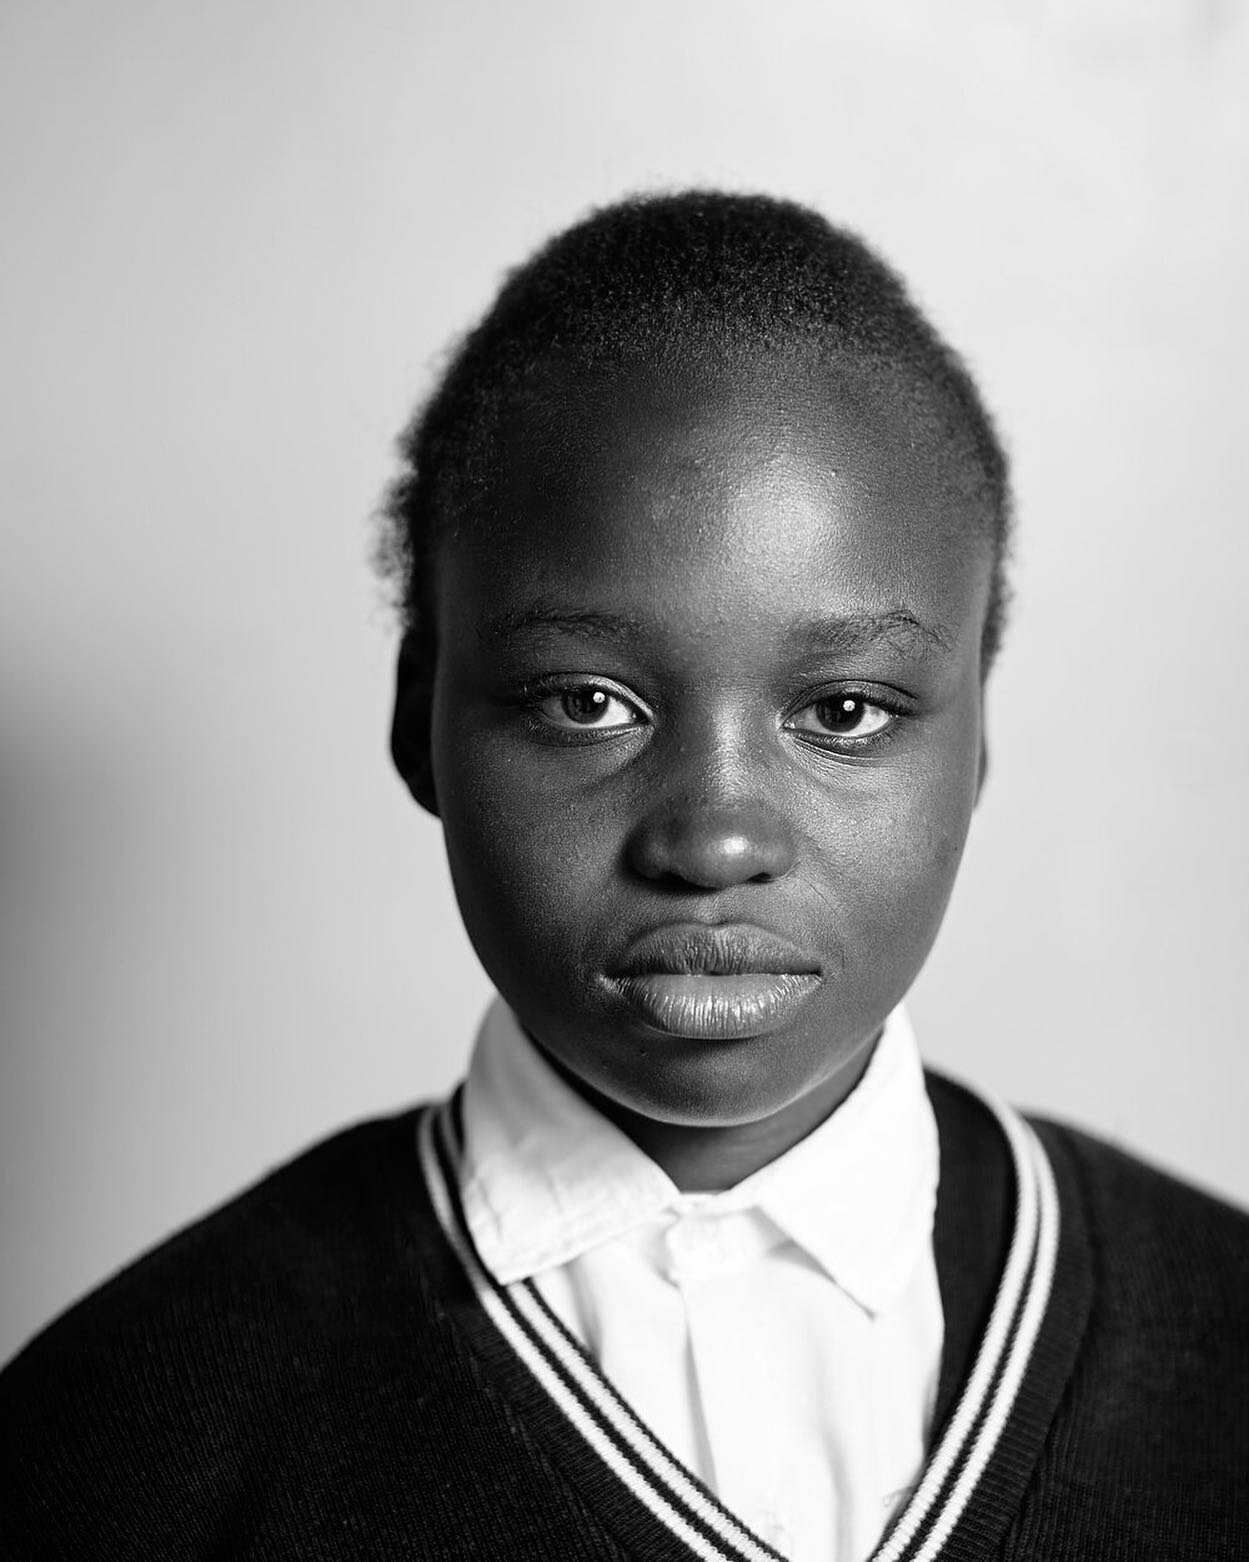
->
[[626, 805, 796, 890]]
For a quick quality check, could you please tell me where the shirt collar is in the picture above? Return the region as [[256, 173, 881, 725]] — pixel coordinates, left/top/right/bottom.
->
[[459, 996, 938, 1315]]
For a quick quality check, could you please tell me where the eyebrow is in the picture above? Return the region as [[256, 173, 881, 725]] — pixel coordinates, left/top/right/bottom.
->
[[786, 609, 956, 656], [476, 604, 646, 646], [477, 602, 954, 655]]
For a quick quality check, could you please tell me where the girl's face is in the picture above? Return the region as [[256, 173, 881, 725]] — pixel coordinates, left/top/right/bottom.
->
[[407, 363, 993, 1184]]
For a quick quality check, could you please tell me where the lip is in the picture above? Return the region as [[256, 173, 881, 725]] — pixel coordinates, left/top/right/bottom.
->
[[610, 923, 822, 979], [603, 923, 823, 1040]]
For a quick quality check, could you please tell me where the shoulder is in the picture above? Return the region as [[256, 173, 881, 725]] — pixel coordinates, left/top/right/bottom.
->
[[4, 1106, 428, 1374], [1030, 1113, 1249, 1321], [0, 1106, 443, 1555], [926, 1068, 1249, 1310], [927, 1069, 1249, 1399], [1026, 1117, 1249, 1548], [929, 1075, 1249, 1546]]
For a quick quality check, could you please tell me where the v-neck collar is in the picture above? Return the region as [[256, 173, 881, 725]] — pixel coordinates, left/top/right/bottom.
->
[[461, 997, 938, 1315], [412, 1072, 1091, 1562]]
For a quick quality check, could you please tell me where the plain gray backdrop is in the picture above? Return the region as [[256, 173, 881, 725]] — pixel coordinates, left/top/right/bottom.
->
[[2, 0, 1247, 1363]]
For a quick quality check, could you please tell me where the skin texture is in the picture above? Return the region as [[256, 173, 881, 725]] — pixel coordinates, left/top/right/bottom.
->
[[393, 361, 993, 1191]]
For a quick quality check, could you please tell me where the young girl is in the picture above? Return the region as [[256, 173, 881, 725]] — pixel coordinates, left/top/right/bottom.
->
[[3, 192, 1247, 1561]]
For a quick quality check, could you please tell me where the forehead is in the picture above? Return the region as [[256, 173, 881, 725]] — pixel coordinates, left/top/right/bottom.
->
[[443, 359, 992, 656]]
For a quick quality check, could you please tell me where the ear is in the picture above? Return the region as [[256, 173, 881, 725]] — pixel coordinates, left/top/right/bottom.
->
[[391, 632, 439, 816]]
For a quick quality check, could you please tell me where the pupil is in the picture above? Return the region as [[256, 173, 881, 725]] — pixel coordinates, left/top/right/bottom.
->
[[818, 697, 860, 730], [563, 688, 608, 724]]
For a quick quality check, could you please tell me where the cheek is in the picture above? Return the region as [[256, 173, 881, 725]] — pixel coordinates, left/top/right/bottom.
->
[[862, 755, 977, 933], [813, 734, 978, 967], [434, 727, 621, 958]]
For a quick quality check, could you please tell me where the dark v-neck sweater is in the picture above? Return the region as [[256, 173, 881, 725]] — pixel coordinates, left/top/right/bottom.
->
[[2, 1074, 1247, 1560]]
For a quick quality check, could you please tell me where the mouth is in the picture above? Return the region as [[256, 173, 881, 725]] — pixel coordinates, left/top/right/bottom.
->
[[602, 923, 823, 1040]]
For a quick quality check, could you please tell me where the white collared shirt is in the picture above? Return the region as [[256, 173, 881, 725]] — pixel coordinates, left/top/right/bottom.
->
[[460, 998, 943, 1562]]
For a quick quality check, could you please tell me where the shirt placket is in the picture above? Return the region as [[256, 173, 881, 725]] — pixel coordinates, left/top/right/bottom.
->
[[663, 1208, 796, 1557]]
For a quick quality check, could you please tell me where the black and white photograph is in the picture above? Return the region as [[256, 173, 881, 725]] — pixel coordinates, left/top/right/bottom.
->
[[2, 3, 1247, 1557]]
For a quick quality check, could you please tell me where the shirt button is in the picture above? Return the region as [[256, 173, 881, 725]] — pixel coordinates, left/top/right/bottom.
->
[[664, 1214, 722, 1280], [754, 1513, 793, 1552]]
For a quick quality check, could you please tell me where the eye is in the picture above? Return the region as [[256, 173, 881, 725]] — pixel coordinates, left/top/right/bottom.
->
[[785, 695, 894, 743], [535, 684, 644, 732]]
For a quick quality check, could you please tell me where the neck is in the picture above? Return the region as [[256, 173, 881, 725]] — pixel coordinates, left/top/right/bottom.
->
[[537, 1034, 879, 1192]]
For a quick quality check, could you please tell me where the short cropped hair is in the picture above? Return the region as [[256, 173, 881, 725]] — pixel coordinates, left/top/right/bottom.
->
[[379, 190, 1013, 666]]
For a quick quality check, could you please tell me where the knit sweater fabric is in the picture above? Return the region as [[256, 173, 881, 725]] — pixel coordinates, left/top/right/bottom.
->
[[2, 1073, 1247, 1560]]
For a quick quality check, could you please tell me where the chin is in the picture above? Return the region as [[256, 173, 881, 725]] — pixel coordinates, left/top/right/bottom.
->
[[600, 1042, 836, 1129]]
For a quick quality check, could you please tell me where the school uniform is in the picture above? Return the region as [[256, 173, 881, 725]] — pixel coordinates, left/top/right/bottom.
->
[[460, 998, 944, 1561], [2, 1005, 1248, 1560]]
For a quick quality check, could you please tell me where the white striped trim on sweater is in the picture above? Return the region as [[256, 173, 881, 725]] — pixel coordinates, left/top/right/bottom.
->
[[415, 1080, 1059, 1562]]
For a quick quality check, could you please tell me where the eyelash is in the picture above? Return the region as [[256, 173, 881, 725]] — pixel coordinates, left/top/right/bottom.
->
[[514, 677, 649, 746], [513, 676, 909, 753], [783, 691, 905, 752]]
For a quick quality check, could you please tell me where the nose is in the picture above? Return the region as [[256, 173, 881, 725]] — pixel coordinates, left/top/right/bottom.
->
[[625, 798, 797, 890]]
